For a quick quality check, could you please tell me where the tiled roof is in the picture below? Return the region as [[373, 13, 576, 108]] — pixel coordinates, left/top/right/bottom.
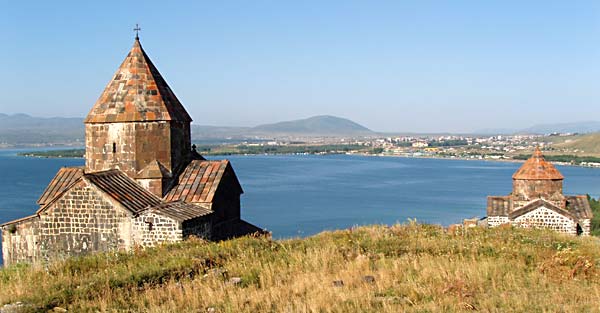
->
[[37, 167, 84, 205], [85, 38, 192, 124], [509, 199, 577, 221], [512, 147, 564, 180], [487, 196, 512, 216], [164, 160, 241, 204], [85, 170, 162, 213], [145, 201, 212, 221], [565, 195, 594, 220]]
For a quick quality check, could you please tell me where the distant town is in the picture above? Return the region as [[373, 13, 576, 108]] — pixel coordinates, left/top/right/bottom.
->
[[16, 131, 600, 168]]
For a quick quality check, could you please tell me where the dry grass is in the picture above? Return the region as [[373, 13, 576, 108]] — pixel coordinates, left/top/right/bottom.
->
[[1, 223, 600, 312]]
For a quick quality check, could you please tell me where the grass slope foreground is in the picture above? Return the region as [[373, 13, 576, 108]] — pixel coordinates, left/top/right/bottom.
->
[[1, 224, 600, 312]]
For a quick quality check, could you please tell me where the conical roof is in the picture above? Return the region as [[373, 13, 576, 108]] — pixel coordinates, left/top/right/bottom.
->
[[85, 38, 192, 123], [512, 147, 564, 180]]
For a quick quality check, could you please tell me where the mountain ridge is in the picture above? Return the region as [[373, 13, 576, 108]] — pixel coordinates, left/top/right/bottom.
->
[[0, 114, 374, 145]]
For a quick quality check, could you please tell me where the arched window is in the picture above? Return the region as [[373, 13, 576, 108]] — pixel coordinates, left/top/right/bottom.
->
[[112, 142, 116, 153]]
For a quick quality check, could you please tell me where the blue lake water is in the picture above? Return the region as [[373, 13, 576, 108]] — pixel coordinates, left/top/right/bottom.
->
[[2, 149, 600, 264]]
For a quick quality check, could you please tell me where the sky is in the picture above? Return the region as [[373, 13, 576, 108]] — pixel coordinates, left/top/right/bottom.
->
[[1, 1, 599, 133]]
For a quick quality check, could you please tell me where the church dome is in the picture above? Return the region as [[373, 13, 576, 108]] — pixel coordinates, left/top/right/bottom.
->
[[512, 147, 563, 180], [85, 38, 192, 124]]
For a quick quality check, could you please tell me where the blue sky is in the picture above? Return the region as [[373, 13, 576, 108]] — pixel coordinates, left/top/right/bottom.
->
[[1, 1, 599, 132]]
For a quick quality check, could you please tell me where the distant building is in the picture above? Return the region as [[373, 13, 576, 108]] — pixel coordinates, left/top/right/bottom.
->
[[412, 141, 428, 148], [487, 147, 592, 235], [1, 36, 263, 266]]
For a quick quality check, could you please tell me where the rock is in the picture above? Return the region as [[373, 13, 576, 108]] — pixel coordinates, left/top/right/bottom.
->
[[362, 275, 375, 284], [333, 280, 344, 287], [53, 307, 68, 312], [0, 302, 26, 313], [229, 277, 242, 285], [206, 307, 216, 313]]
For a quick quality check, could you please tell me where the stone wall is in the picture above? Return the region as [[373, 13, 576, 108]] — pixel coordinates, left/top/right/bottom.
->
[[132, 212, 182, 247], [580, 219, 591, 236], [182, 215, 212, 240], [136, 178, 168, 198], [39, 181, 131, 261], [512, 179, 564, 208], [512, 206, 577, 235], [487, 216, 509, 227], [85, 121, 191, 179], [1, 216, 40, 266]]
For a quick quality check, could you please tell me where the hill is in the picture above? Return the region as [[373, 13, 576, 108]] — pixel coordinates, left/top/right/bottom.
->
[[519, 121, 600, 135], [0, 114, 373, 146], [475, 121, 600, 136], [252, 115, 372, 136], [552, 132, 600, 155], [1, 224, 599, 312], [0, 114, 84, 145]]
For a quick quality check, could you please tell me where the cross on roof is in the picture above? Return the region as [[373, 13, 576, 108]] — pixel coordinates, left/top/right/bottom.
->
[[134, 24, 141, 39]]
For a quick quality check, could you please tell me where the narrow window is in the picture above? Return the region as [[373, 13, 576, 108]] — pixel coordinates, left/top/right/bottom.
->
[[146, 221, 153, 231], [112, 142, 116, 153]]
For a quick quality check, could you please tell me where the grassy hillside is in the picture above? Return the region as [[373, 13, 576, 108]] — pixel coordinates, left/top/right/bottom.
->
[[1, 224, 600, 312], [552, 132, 600, 155]]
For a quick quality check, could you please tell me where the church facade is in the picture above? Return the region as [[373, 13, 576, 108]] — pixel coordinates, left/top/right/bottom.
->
[[487, 148, 592, 235], [1, 37, 263, 265]]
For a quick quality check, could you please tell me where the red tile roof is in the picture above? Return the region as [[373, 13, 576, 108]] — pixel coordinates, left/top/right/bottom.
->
[[512, 147, 564, 180], [37, 167, 84, 205], [164, 160, 240, 204], [85, 38, 191, 124]]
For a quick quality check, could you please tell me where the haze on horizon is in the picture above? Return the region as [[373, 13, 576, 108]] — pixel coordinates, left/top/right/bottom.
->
[[1, 1, 599, 133]]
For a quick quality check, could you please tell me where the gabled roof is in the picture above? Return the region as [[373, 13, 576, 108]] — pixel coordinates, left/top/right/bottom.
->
[[37, 167, 84, 205], [143, 201, 212, 222], [85, 170, 162, 214], [137, 160, 171, 179], [508, 199, 577, 221], [85, 38, 192, 124], [565, 195, 594, 220], [164, 160, 242, 204], [512, 147, 564, 180]]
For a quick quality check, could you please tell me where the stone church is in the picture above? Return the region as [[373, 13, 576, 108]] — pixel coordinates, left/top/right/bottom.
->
[[1, 36, 263, 265], [487, 147, 592, 235]]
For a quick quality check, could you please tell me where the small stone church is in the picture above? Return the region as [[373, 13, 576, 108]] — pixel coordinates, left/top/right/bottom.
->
[[487, 147, 592, 235], [1, 36, 263, 265]]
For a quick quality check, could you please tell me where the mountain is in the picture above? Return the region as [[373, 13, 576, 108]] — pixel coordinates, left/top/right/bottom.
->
[[252, 115, 372, 135], [0, 114, 84, 145], [474, 121, 600, 136], [518, 121, 600, 135], [0, 114, 373, 146]]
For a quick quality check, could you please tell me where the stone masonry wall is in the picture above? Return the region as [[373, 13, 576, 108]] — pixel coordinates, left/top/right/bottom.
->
[[580, 219, 591, 236], [86, 121, 175, 178], [182, 215, 212, 240], [39, 182, 131, 261], [132, 212, 182, 247], [487, 216, 510, 228], [86, 121, 191, 180], [512, 206, 577, 235], [1, 217, 40, 266], [512, 179, 564, 208]]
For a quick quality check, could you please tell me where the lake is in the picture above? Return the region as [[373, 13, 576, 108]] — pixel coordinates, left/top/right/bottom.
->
[[2, 149, 600, 263]]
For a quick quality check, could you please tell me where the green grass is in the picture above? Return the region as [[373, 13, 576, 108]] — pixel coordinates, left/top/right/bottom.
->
[[1, 224, 599, 312]]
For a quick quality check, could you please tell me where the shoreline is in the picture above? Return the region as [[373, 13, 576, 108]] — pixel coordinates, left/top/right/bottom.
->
[[14, 148, 600, 169]]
